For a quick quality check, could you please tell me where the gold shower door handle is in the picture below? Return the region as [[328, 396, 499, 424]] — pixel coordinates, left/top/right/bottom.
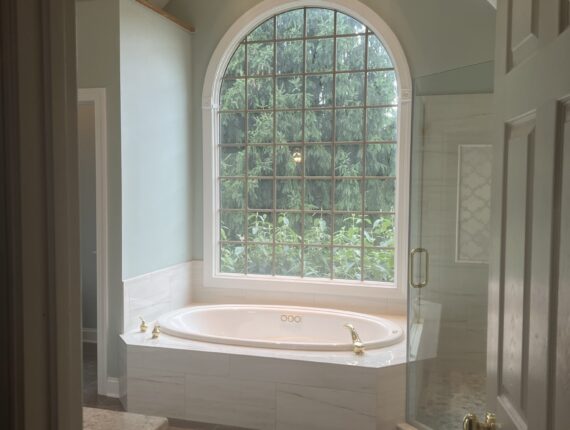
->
[[409, 248, 429, 289], [463, 412, 498, 430]]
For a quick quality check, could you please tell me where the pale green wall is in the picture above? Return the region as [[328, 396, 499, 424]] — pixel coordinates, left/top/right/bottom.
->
[[120, 0, 193, 279], [76, 0, 123, 377], [165, 0, 496, 259]]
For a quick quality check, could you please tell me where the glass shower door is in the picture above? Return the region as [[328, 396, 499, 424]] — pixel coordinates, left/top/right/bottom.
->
[[406, 63, 494, 429]]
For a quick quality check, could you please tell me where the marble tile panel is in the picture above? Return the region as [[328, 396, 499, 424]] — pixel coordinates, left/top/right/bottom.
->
[[142, 346, 230, 376], [229, 355, 378, 393], [275, 384, 376, 430], [377, 364, 406, 430], [185, 374, 275, 430], [127, 367, 185, 419]]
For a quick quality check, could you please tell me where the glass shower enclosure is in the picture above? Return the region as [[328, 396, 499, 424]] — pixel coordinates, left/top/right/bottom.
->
[[406, 62, 494, 429]]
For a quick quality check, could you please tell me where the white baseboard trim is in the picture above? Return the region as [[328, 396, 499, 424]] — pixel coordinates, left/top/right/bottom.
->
[[398, 424, 418, 430], [106, 377, 120, 398], [82, 328, 97, 344]]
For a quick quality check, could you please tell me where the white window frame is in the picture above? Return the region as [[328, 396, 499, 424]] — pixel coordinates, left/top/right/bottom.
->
[[202, 0, 412, 299]]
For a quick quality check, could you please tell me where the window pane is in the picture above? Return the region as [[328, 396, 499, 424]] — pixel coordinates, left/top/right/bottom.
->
[[220, 113, 245, 144], [304, 246, 331, 278], [365, 143, 396, 176], [336, 108, 364, 142], [365, 178, 395, 212], [276, 111, 302, 143], [220, 79, 245, 110], [276, 41, 303, 74], [368, 35, 393, 69], [335, 144, 362, 176], [336, 12, 366, 35], [305, 110, 333, 142], [363, 248, 394, 282], [247, 244, 273, 274], [305, 179, 332, 210], [276, 212, 302, 243], [247, 43, 274, 75], [247, 112, 273, 143], [333, 247, 361, 280], [276, 179, 302, 209], [220, 179, 244, 209], [305, 144, 332, 176], [335, 179, 362, 211], [367, 71, 397, 105], [276, 9, 304, 39], [304, 212, 331, 244], [336, 36, 365, 71], [247, 211, 273, 242], [305, 74, 333, 107], [276, 76, 303, 108], [247, 78, 273, 109], [333, 214, 362, 246], [275, 245, 301, 276], [225, 43, 245, 77], [248, 18, 274, 41], [306, 38, 334, 72], [220, 243, 245, 273], [367, 107, 397, 141], [363, 214, 395, 247], [306, 8, 334, 37], [220, 146, 245, 177], [276, 145, 303, 176], [248, 179, 273, 209], [248, 146, 273, 176], [335, 73, 364, 107], [220, 211, 245, 241]]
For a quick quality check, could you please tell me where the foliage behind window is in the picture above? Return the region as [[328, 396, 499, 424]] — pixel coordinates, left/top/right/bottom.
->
[[218, 8, 398, 283]]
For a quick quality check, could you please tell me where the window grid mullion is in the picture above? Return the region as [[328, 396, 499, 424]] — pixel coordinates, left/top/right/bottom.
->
[[361, 31, 369, 281], [330, 10, 338, 280], [270, 16, 277, 277], [300, 7, 307, 278], [243, 41, 250, 275]]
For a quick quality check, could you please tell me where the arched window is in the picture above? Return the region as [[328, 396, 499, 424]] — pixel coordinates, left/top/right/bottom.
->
[[203, 2, 411, 297]]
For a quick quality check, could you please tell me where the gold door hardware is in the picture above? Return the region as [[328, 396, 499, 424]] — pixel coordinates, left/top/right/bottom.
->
[[151, 323, 161, 339], [409, 247, 429, 289], [463, 412, 498, 430], [139, 316, 148, 333]]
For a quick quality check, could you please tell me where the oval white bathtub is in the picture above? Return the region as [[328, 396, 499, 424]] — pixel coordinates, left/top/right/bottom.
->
[[158, 304, 403, 351]]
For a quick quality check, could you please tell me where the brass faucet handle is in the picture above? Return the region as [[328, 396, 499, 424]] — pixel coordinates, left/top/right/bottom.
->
[[151, 323, 161, 339], [139, 317, 148, 332]]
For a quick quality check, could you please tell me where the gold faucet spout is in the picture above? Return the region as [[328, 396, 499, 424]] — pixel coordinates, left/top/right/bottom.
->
[[344, 323, 365, 355]]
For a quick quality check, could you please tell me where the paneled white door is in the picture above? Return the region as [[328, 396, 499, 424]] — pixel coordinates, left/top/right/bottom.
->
[[487, 1, 570, 429]]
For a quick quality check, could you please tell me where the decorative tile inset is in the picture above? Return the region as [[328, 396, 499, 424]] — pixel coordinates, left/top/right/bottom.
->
[[456, 145, 492, 263]]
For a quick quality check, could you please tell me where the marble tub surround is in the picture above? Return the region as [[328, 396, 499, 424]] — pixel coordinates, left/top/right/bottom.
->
[[123, 261, 193, 332], [83, 407, 168, 430], [120, 315, 406, 430]]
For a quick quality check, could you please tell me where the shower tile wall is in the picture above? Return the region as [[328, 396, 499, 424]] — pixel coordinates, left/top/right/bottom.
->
[[412, 94, 493, 428]]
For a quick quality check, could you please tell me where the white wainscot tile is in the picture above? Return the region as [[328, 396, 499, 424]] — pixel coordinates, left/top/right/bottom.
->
[[230, 356, 377, 394], [377, 364, 405, 430], [185, 374, 275, 430], [276, 384, 376, 430], [142, 347, 229, 376], [127, 367, 185, 419]]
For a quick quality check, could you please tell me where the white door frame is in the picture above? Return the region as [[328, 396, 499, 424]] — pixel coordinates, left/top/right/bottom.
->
[[78, 88, 109, 396]]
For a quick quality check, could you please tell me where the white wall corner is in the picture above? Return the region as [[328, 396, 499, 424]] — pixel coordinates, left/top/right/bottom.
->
[[106, 377, 120, 398], [486, 0, 497, 9]]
